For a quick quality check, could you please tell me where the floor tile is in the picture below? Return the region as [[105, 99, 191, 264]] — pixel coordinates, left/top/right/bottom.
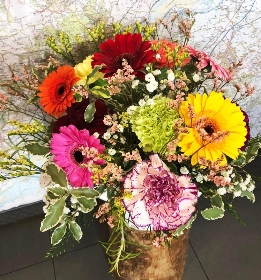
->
[[0, 215, 51, 275], [53, 243, 115, 280], [0, 202, 45, 227], [182, 243, 208, 280], [189, 190, 261, 280], [0, 260, 55, 280]]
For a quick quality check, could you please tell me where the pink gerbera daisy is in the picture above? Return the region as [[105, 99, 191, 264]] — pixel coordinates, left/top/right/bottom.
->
[[50, 125, 105, 188], [123, 154, 198, 231], [186, 45, 229, 80]]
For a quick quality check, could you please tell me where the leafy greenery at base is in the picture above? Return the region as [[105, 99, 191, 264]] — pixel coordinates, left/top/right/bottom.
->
[[102, 214, 146, 276], [45, 211, 92, 258]]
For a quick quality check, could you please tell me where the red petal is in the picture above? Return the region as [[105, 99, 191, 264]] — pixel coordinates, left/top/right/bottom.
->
[[127, 33, 135, 54], [138, 41, 151, 54], [132, 33, 142, 53], [140, 50, 157, 64], [115, 33, 128, 53], [92, 53, 113, 65], [99, 39, 121, 57]]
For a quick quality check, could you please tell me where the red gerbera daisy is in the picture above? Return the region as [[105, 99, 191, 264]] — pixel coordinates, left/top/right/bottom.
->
[[91, 33, 156, 79], [38, 65, 80, 117]]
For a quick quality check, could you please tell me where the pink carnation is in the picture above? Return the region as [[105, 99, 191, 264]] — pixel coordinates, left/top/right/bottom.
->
[[186, 45, 229, 80], [50, 124, 105, 188], [123, 154, 198, 231]]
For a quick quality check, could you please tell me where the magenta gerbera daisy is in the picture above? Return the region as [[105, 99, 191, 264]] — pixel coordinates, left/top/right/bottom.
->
[[123, 154, 198, 231], [91, 33, 156, 79], [50, 124, 105, 188]]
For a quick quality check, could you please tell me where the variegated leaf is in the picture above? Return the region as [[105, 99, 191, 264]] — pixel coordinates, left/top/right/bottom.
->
[[46, 164, 67, 188], [201, 207, 224, 220], [70, 188, 99, 199], [51, 223, 67, 246], [68, 220, 82, 242], [40, 197, 66, 232]]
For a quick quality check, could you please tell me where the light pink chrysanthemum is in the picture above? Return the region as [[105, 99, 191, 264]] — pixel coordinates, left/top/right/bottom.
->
[[123, 154, 198, 231], [50, 124, 105, 188], [186, 45, 229, 81]]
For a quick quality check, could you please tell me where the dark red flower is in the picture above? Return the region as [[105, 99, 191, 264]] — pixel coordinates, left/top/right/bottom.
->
[[240, 109, 250, 150], [91, 33, 156, 79], [53, 98, 108, 137]]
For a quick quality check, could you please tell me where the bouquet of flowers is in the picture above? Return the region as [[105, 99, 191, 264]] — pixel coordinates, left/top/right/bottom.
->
[[0, 12, 259, 275]]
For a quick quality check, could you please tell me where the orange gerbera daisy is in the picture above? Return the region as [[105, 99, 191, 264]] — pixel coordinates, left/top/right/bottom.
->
[[38, 65, 80, 117]]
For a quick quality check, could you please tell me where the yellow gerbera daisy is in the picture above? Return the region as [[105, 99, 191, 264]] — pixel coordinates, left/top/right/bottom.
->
[[178, 91, 247, 165], [74, 55, 103, 86]]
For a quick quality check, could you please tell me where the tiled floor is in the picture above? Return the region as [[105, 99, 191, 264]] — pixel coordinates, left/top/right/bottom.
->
[[0, 157, 261, 280]]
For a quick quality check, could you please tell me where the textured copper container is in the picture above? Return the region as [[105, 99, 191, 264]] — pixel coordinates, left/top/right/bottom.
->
[[110, 229, 190, 280]]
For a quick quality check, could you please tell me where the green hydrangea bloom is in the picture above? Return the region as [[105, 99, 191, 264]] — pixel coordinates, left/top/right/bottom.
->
[[130, 96, 179, 153]]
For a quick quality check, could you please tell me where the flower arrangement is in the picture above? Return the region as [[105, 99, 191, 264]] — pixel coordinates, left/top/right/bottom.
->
[[0, 12, 259, 275]]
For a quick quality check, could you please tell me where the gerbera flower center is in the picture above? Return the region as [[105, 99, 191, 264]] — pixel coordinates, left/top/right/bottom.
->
[[73, 150, 84, 163], [193, 116, 222, 142], [204, 125, 214, 136], [113, 53, 136, 68], [144, 173, 180, 207], [56, 83, 66, 97]]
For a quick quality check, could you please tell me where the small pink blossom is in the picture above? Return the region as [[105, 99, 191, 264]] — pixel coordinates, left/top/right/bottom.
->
[[102, 163, 124, 184], [121, 149, 142, 163], [123, 154, 198, 231]]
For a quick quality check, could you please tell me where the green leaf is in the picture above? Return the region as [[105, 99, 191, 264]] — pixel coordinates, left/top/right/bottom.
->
[[180, 63, 197, 73], [199, 182, 216, 197], [51, 223, 67, 246], [93, 77, 108, 87], [244, 140, 261, 164], [211, 194, 224, 209], [231, 153, 246, 167], [232, 137, 261, 167], [201, 189, 216, 197], [73, 93, 83, 102], [240, 190, 255, 203], [48, 187, 67, 197], [86, 66, 100, 82], [224, 202, 245, 225], [201, 207, 224, 220], [70, 188, 100, 199], [46, 65, 57, 75], [174, 212, 197, 237], [47, 191, 60, 200], [95, 185, 105, 194], [77, 197, 97, 213], [40, 197, 66, 231], [68, 220, 82, 242], [24, 143, 49, 155], [46, 164, 67, 188], [84, 102, 96, 123], [91, 86, 111, 99]]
